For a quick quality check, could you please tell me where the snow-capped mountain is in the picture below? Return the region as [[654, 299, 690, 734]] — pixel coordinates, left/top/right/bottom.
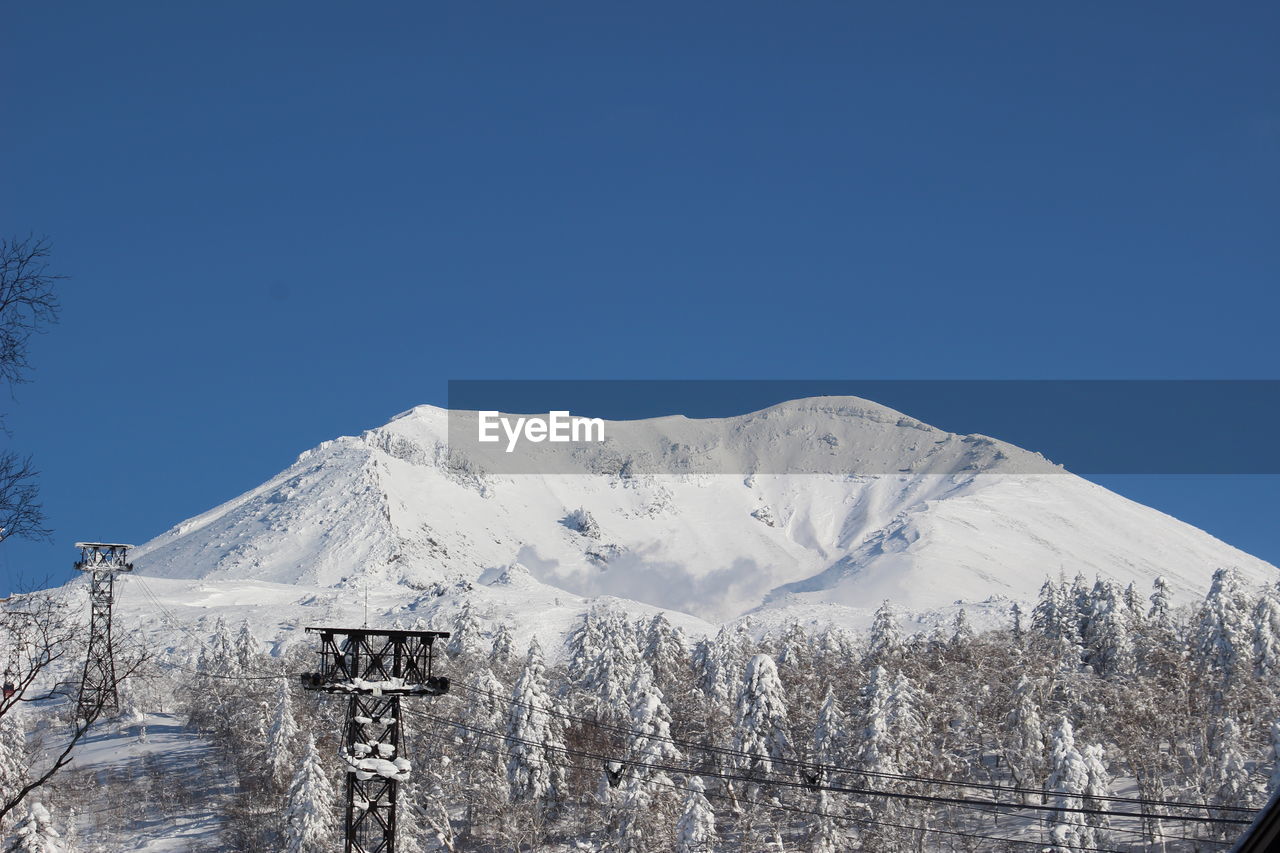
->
[[128, 397, 1276, 632]]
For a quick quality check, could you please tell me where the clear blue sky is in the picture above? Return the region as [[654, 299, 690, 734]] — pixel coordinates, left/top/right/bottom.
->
[[1, 3, 1276, 593]]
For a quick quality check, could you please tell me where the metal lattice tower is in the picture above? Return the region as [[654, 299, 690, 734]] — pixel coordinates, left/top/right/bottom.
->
[[301, 626, 450, 853], [74, 542, 133, 723]]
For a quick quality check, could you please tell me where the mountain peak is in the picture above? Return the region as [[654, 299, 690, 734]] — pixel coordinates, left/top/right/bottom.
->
[[132, 397, 1274, 624]]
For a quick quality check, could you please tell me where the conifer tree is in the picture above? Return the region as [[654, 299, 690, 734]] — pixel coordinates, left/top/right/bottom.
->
[[564, 604, 639, 723], [1148, 575, 1172, 627], [233, 620, 260, 673], [774, 621, 810, 672], [0, 708, 29, 810], [266, 678, 299, 790], [811, 686, 845, 785], [1032, 579, 1063, 640], [282, 734, 335, 853], [199, 617, 236, 677], [697, 626, 750, 708], [456, 666, 508, 835], [807, 790, 845, 853], [1005, 675, 1044, 795], [949, 609, 974, 648], [447, 600, 484, 659], [1081, 743, 1113, 849], [1084, 580, 1136, 677], [1251, 585, 1280, 681], [506, 639, 566, 808], [1070, 573, 1093, 639], [864, 601, 902, 667], [489, 623, 516, 670], [614, 670, 683, 852], [1192, 568, 1249, 705], [642, 612, 690, 693], [1269, 720, 1280, 794], [674, 777, 718, 853], [1207, 718, 1253, 820], [1046, 716, 1089, 853], [733, 654, 790, 777], [9, 801, 61, 853]]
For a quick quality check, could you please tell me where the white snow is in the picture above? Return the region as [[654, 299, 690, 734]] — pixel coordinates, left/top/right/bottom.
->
[[110, 396, 1275, 643]]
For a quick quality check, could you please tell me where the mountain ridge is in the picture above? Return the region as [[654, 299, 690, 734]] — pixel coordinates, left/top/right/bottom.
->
[[130, 396, 1275, 625]]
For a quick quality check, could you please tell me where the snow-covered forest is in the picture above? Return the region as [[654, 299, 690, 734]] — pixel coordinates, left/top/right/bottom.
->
[[6, 567, 1278, 851]]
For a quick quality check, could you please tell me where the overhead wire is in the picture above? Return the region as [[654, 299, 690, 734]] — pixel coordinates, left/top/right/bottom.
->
[[404, 708, 1167, 853], [403, 705, 1247, 831], [118, 584, 1257, 837], [448, 679, 1257, 818]]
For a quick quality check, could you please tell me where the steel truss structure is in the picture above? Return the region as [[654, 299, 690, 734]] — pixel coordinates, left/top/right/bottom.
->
[[73, 542, 133, 723], [302, 626, 450, 853]]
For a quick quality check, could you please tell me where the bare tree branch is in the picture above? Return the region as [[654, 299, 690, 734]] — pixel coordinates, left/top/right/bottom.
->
[[0, 236, 62, 393], [0, 592, 152, 827], [0, 452, 48, 544]]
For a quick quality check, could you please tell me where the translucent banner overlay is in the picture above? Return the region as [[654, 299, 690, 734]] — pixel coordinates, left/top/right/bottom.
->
[[445, 380, 1280, 476]]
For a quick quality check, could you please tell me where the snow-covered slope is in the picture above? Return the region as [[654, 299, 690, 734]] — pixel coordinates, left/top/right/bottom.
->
[[128, 397, 1276, 629]]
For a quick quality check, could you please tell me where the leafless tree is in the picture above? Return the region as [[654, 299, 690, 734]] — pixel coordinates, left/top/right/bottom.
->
[[0, 590, 150, 828], [0, 453, 47, 544], [0, 236, 62, 545], [0, 236, 62, 393]]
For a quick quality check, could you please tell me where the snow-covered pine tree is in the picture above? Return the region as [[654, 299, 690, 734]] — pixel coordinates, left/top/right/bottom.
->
[[265, 678, 300, 790], [1192, 568, 1250, 706], [1004, 675, 1044, 797], [282, 734, 336, 853], [624, 670, 682, 789], [811, 686, 845, 785], [1251, 584, 1280, 681], [1083, 580, 1136, 678], [8, 801, 61, 853], [1207, 717, 1254, 824], [1123, 582, 1143, 623], [774, 621, 811, 672], [489, 623, 516, 670], [1046, 716, 1089, 853], [564, 604, 640, 723], [446, 600, 484, 659], [199, 617, 235, 677], [856, 665, 894, 775], [884, 671, 925, 773], [1081, 743, 1113, 849], [1031, 579, 1063, 640], [696, 625, 750, 709], [1010, 602, 1025, 645], [806, 790, 846, 853], [1070, 573, 1093, 640], [233, 620, 260, 673], [864, 601, 902, 667], [0, 707, 29, 811], [674, 777, 718, 853], [456, 666, 508, 835], [614, 670, 683, 852], [949, 609, 974, 649], [733, 654, 790, 778], [1270, 720, 1280, 794], [506, 639, 566, 809], [1148, 575, 1172, 627], [641, 612, 690, 697], [815, 626, 854, 670], [853, 665, 923, 850]]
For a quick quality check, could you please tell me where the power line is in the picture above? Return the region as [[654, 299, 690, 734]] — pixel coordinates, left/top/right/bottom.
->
[[407, 710, 1157, 853], [449, 679, 1257, 818], [119, 586, 1257, 833], [404, 706, 1248, 831]]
